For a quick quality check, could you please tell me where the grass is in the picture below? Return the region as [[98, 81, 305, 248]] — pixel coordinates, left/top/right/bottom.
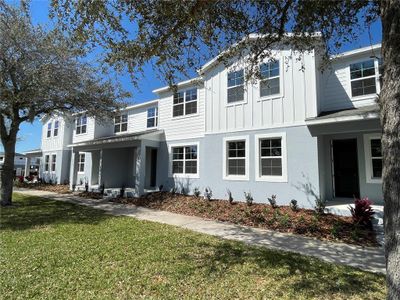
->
[[0, 194, 386, 299]]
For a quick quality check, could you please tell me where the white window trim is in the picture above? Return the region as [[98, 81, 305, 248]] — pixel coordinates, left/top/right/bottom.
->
[[114, 113, 128, 134], [172, 89, 199, 118], [363, 133, 382, 184], [44, 154, 50, 172], [76, 115, 88, 135], [77, 153, 85, 174], [226, 68, 247, 106], [46, 122, 52, 138], [255, 132, 288, 182], [348, 58, 381, 100], [168, 141, 200, 179], [258, 56, 285, 101], [50, 153, 57, 173], [223, 135, 249, 181], [147, 107, 158, 128], [53, 120, 59, 137]]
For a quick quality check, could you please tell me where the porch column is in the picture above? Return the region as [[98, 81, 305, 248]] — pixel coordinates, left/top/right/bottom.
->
[[24, 156, 31, 178], [69, 149, 79, 191], [98, 149, 103, 187], [134, 144, 146, 196]]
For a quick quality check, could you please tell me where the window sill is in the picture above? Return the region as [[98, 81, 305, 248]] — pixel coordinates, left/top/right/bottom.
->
[[366, 178, 382, 184], [258, 94, 283, 102], [170, 173, 200, 179], [226, 100, 247, 107], [223, 175, 249, 181], [255, 176, 288, 183], [350, 94, 378, 101], [172, 113, 199, 120]]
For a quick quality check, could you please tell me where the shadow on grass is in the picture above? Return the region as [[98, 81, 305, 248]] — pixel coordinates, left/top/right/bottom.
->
[[0, 194, 111, 231], [179, 237, 385, 298]]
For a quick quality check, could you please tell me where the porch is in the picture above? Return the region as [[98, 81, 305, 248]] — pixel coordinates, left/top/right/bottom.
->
[[23, 149, 42, 178], [306, 105, 383, 206], [69, 130, 164, 197]]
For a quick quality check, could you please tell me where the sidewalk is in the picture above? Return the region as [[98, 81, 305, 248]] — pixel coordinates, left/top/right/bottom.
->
[[14, 188, 385, 274]]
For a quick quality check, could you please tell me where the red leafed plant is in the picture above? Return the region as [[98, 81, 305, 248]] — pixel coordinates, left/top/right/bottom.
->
[[349, 197, 375, 228]]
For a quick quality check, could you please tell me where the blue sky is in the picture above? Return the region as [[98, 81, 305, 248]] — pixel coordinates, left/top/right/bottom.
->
[[4, 0, 382, 153]]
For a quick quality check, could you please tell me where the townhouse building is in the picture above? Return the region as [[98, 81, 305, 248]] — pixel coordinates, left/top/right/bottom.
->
[[25, 40, 383, 206]]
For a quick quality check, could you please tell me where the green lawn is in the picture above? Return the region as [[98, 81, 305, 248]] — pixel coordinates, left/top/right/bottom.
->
[[1, 194, 385, 299]]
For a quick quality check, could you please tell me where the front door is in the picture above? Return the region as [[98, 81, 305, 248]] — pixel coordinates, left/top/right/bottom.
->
[[149, 149, 157, 188], [332, 139, 360, 198]]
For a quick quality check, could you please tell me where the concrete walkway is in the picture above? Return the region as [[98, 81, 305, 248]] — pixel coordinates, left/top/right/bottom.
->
[[14, 188, 385, 274]]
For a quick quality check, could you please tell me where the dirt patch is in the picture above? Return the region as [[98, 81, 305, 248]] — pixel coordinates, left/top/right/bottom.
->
[[112, 192, 378, 247], [15, 182, 71, 194]]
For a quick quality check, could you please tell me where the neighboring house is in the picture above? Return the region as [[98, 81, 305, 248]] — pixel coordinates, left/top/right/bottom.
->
[[0, 152, 27, 176], [24, 39, 383, 207]]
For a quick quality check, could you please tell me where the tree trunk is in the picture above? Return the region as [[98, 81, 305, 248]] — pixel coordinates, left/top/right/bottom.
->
[[380, 1, 400, 299], [0, 137, 17, 205]]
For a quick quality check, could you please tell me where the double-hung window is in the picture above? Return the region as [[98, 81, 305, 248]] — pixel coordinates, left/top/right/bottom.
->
[[114, 114, 128, 133], [78, 153, 85, 173], [171, 145, 198, 176], [47, 122, 52, 138], [173, 88, 197, 117], [227, 69, 244, 103], [147, 107, 158, 128], [44, 155, 50, 172], [350, 60, 377, 97], [53, 120, 59, 137], [76, 115, 87, 134], [260, 60, 280, 97], [224, 136, 249, 180], [256, 133, 287, 182], [51, 154, 56, 172], [364, 134, 382, 183]]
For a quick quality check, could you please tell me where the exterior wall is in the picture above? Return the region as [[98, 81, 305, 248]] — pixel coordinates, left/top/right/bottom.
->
[[100, 148, 136, 188], [319, 51, 382, 112], [40, 149, 70, 184], [72, 116, 95, 144], [157, 84, 205, 140], [41, 117, 73, 152], [203, 49, 318, 135], [156, 126, 320, 207]]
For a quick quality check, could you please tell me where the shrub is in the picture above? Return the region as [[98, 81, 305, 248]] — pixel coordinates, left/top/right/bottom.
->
[[314, 197, 326, 215], [158, 184, 164, 191], [204, 187, 212, 201], [279, 213, 290, 227], [244, 191, 253, 206], [193, 187, 201, 198], [226, 189, 234, 204], [180, 187, 187, 195], [170, 186, 177, 194], [349, 197, 375, 228], [289, 199, 298, 211], [268, 194, 277, 208]]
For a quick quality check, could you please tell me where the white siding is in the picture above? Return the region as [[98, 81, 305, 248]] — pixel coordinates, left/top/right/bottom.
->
[[72, 116, 95, 144], [41, 117, 73, 151], [157, 84, 205, 140], [204, 49, 317, 134], [320, 52, 382, 112]]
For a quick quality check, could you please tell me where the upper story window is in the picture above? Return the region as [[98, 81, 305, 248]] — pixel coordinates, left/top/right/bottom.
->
[[171, 145, 198, 175], [173, 88, 197, 117], [76, 115, 87, 134], [53, 120, 59, 137], [350, 60, 377, 97], [47, 122, 52, 138], [260, 60, 280, 97], [114, 114, 128, 133], [227, 69, 244, 103], [147, 107, 158, 128]]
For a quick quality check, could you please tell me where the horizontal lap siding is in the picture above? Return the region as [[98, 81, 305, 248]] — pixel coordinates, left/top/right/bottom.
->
[[158, 86, 205, 141], [72, 117, 95, 144]]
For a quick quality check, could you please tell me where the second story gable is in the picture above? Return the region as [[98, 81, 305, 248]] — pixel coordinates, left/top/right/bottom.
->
[[41, 115, 73, 151]]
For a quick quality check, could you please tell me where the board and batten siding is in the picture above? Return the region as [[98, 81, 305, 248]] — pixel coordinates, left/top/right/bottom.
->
[[41, 117, 73, 152], [319, 52, 382, 112], [157, 84, 205, 141], [203, 49, 318, 134]]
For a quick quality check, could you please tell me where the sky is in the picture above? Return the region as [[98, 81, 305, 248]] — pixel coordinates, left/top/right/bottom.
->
[[3, 0, 382, 153]]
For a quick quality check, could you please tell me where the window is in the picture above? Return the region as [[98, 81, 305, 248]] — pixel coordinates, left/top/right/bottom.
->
[[47, 122, 52, 138], [170, 144, 198, 176], [78, 153, 85, 173], [147, 107, 158, 128], [255, 133, 287, 182], [364, 134, 382, 183], [76, 115, 87, 134], [51, 154, 56, 172], [44, 155, 50, 172], [53, 120, 59, 137], [350, 60, 377, 97], [0, 156, 3, 161], [114, 114, 128, 133], [223, 136, 249, 180], [260, 60, 280, 97], [173, 88, 197, 117], [378, 58, 383, 89], [227, 69, 244, 103]]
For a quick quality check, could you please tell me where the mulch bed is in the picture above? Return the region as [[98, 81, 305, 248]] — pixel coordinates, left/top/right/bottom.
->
[[77, 191, 103, 199], [112, 192, 378, 247], [15, 182, 71, 194]]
